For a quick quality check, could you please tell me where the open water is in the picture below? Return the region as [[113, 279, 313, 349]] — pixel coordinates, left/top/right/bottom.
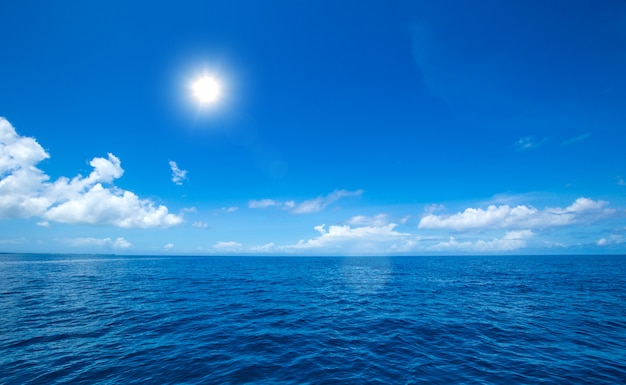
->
[[1, 254, 625, 384]]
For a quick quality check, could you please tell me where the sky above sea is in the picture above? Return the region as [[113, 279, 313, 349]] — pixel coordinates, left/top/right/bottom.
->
[[1, 0, 625, 255]]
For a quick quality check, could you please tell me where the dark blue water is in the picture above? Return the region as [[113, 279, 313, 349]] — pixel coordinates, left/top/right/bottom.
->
[[1, 254, 625, 384]]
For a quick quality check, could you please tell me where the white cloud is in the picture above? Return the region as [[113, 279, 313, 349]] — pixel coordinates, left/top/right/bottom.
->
[[220, 206, 239, 213], [429, 230, 533, 252], [596, 234, 624, 247], [169, 160, 188, 185], [562, 133, 590, 145], [0, 118, 51, 219], [192, 221, 208, 228], [291, 189, 363, 214], [63, 237, 111, 247], [616, 177, 625, 186], [515, 136, 548, 150], [418, 197, 614, 231], [250, 242, 276, 252], [0, 118, 182, 228], [248, 199, 281, 209], [214, 241, 243, 251], [112, 237, 132, 249], [388, 239, 420, 253], [164, 243, 175, 250], [345, 214, 391, 227], [291, 221, 409, 251], [248, 189, 363, 214], [36, 221, 50, 227], [62, 237, 132, 249]]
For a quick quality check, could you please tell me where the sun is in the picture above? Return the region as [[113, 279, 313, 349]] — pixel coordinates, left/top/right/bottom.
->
[[191, 75, 220, 104]]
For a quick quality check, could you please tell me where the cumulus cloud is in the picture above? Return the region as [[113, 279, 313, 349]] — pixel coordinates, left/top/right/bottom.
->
[[169, 160, 188, 185], [220, 206, 238, 213], [428, 230, 533, 252], [164, 243, 175, 250], [0, 118, 51, 218], [248, 189, 363, 214], [418, 197, 614, 231], [0, 118, 182, 228], [291, 221, 409, 251], [192, 221, 208, 228], [515, 136, 548, 150], [112, 237, 132, 248]]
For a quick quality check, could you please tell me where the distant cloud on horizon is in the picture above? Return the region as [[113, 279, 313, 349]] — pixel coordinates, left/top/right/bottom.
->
[[61, 236, 132, 249]]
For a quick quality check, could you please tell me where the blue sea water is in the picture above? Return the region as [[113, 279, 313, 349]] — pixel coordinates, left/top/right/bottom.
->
[[1, 254, 625, 384]]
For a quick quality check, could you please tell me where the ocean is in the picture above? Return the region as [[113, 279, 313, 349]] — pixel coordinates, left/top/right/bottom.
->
[[1, 254, 625, 384]]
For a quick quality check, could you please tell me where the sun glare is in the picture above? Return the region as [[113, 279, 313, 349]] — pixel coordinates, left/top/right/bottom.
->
[[192, 75, 220, 104]]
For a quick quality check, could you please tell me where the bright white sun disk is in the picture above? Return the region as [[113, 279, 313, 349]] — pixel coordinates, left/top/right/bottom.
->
[[192, 76, 220, 104]]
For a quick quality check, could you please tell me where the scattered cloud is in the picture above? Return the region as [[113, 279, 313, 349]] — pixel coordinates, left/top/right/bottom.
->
[[424, 204, 445, 215], [169, 160, 188, 185], [250, 242, 276, 253], [192, 221, 208, 228], [214, 241, 243, 251], [428, 230, 533, 252], [62, 237, 132, 249], [596, 233, 624, 247], [248, 199, 281, 209], [112, 237, 132, 249], [291, 189, 363, 214], [290, 221, 409, 252], [345, 213, 391, 227], [562, 133, 590, 145], [36, 221, 50, 227], [220, 206, 239, 213], [249, 189, 363, 214], [515, 136, 548, 151], [418, 197, 614, 231], [0, 118, 182, 228]]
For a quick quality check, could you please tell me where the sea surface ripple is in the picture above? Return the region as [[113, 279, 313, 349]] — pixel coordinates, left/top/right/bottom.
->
[[1, 254, 625, 384]]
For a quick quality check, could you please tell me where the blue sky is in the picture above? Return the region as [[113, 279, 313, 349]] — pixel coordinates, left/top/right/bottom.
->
[[1, 0, 625, 255]]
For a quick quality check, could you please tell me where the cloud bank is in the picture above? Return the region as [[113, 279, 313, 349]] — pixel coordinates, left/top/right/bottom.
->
[[0, 117, 182, 228]]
